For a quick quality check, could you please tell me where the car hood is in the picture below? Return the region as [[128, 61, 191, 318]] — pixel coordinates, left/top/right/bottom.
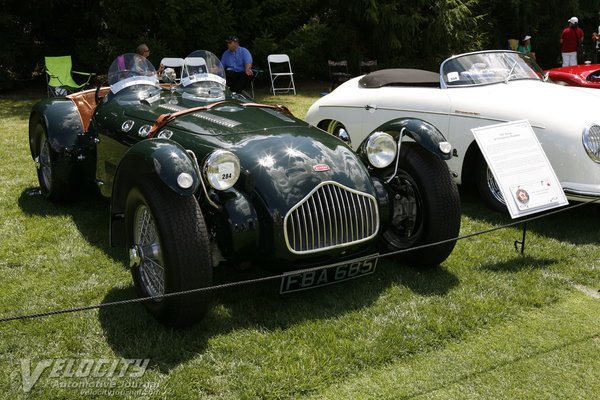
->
[[111, 92, 377, 211], [195, 126, 376, 213], [121, 97, 304, 135]]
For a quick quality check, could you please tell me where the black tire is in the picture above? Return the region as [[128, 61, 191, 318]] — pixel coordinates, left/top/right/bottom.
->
[[32, 122, 74, 202], [475, 152, 507, 213], [382, 143, 461, 268], [125, 178, 213, 327]]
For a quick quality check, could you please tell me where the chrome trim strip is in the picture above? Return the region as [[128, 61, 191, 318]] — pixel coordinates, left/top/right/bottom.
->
[[563, 188, 600, 199], [283, 181, 379, 254], [317, 105, 546, 130]]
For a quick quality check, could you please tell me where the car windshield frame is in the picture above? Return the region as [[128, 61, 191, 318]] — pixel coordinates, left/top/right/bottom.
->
[[440, 50, 545, 89], [107, 53, 159, 94], [178, 50, 227, 101]]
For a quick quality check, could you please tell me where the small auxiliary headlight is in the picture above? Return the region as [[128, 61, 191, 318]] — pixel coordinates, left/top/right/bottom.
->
[[204, 149, 241, 190], [177, 172, 194, 189], [439, 141, 452, 154], [366, 131, 397, 168]]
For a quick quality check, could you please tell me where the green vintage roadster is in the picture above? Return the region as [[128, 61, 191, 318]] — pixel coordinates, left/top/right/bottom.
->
[[28, 50, 461, 326]]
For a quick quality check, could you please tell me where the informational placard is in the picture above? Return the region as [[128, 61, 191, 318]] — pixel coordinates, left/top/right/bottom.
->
[[471, 120, 568, 218]]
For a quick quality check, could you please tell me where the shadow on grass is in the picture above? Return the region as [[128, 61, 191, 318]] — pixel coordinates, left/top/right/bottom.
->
[[459, 187, 600, 245], [97, 260, 459, 373], [479, 255, 557, 272], [17, 186, 461, 372], [17, 186, 122, 261]]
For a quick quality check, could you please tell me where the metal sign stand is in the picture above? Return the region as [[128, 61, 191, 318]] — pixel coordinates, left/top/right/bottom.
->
[[514, 222, 527, 253]]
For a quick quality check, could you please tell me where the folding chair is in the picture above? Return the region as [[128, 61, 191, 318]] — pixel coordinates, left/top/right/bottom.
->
[[359, 59, 378, 75], [159, 57, 184, 84], [328, 60, 351, 91], [45, 56, 95, 97], [267, 54, 296, 95], [507, 39, 519, 51], [249, 68, 263, 98]]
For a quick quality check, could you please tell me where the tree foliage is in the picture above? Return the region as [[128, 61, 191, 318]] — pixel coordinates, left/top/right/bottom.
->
[[1, 0, 600, 89]]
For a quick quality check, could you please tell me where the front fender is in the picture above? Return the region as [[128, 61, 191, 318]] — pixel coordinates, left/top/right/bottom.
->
[[110, 139, 201, 247], [29, 98, 85, 158], [361, 118, 452, 160]]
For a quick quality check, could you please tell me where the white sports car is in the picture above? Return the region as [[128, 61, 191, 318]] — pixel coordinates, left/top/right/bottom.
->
[[306, 50, 600, 211]]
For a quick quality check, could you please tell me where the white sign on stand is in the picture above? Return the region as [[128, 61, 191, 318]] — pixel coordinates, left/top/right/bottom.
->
[[471, 120, 568, 219]]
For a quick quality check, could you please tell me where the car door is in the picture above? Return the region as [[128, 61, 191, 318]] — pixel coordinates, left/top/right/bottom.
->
[[444, 84, 518, 178], [360, 86, 452, 142], [93, 106, 148, 198]]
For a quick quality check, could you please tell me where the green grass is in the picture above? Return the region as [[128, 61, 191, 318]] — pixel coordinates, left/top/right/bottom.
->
[[0, 85, 599, 399]]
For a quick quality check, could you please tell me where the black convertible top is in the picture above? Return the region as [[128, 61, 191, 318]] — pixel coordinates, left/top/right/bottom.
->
[[358, 68, 440, 88]]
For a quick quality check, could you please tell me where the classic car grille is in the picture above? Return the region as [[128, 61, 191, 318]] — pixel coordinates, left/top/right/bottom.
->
[[284, 182, 379, 254]]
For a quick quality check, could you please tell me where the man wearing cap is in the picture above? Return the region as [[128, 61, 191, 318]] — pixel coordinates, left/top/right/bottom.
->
[[560, 17, 584, 67], [517, 35, 535, 60], [221, 36, 254, 93]]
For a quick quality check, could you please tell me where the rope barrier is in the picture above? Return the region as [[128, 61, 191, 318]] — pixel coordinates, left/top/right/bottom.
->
[[1, 197, 598, 323]]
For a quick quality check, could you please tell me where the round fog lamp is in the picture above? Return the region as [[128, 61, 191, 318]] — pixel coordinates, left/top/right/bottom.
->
[[366, 131, 397, 168], [439, 141, 452, 154], [205, 150, 241, 190], [177, 172, 194, 189]]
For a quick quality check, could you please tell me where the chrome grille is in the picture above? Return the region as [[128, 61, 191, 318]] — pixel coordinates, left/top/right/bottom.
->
[[284, 182, 379, 254]]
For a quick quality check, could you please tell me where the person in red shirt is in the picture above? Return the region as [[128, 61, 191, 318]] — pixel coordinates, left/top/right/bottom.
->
[[561, 17, 584, 66]]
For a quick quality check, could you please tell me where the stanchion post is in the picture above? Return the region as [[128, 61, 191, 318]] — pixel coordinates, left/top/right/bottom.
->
[[514, 222, 527, 254]]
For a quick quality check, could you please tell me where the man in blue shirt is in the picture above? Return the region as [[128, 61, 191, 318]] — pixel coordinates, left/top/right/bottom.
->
[[221, 36, 253, 93]]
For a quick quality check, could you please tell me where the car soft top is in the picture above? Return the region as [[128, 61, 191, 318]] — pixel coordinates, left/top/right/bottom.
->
[[359, 69, 440, 88]]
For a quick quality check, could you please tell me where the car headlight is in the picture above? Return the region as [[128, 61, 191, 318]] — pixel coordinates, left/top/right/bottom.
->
[[204, 149, 240, 190], [583, 124, 600, 163], [366, 131, 397, 168]]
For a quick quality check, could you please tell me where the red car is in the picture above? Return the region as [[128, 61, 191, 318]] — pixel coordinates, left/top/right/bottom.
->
[[546, 64, 600, 88]]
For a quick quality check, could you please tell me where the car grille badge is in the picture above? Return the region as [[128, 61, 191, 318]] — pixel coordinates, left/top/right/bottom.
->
[[313, 164, 330, 172]]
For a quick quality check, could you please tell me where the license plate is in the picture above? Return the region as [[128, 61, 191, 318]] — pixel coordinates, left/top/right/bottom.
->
[[280, 255, 378, 294]]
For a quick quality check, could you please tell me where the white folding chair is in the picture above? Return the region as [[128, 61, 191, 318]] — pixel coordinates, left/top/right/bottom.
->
[[267, 54, 296, 95], [159, 57, 184, 83]]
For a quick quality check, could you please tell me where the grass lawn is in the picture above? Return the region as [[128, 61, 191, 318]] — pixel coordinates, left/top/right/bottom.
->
[[0, 81, 599, 399]]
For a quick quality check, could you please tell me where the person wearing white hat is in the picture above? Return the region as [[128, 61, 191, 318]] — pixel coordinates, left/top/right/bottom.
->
[[517, 35, 536, 60], [560, 17, 584, 66]]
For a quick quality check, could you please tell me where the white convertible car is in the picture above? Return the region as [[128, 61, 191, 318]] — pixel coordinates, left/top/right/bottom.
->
[[306, 50, 600, 210]]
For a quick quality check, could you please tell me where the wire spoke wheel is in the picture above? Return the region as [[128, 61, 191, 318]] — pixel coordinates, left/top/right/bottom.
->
[[476, 152, 508, 213], [38, 135, 52, 192], [31, 121, 75, 202], [486, 166, 506, 206], [384, 171, 424, 248], [126, 178, 213, 327], [133, 205, 165, 299], [380, 143, 460, 269]]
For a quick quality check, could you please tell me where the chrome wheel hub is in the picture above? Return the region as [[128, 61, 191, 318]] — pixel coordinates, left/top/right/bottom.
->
[[129, 245, 142, 268], [391, 177, 418, 238]]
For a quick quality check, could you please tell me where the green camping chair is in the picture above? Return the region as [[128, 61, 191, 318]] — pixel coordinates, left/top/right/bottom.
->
[[45, 56, 95, 97]]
